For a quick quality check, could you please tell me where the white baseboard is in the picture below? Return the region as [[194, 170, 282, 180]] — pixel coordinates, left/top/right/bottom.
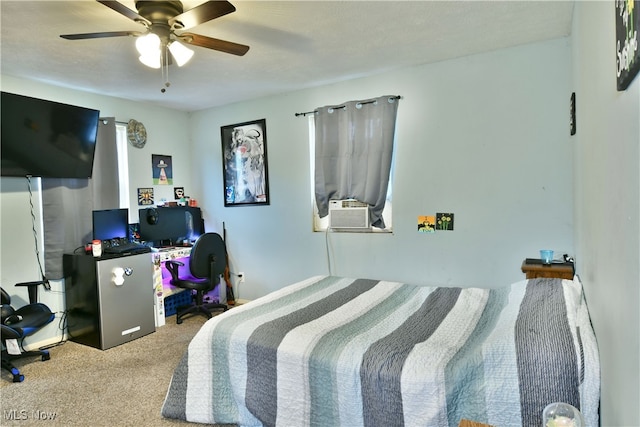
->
[[23, 334, 67, 351]]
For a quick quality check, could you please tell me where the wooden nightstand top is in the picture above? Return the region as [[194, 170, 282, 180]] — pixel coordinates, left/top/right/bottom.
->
[[521, 258, 575, 280], [459, 419, 493, 427]]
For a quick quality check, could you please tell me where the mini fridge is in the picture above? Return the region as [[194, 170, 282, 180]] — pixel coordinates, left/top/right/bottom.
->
[[64, 252, 156, 350]]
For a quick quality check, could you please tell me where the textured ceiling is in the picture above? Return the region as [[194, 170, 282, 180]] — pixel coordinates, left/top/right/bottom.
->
[[0, 1, 575, 112]]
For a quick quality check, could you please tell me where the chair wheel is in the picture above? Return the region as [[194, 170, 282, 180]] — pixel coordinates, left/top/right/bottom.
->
[[10, 368, 24, 382], [176, 317, 183, 324], [42, 352, 50, 361]]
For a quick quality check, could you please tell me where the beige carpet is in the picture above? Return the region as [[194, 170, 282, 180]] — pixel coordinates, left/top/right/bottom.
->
[[0, 314, 214, 426]]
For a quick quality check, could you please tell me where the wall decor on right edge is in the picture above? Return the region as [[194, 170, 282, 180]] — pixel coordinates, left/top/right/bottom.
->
[[616, 0, 640, 91], [570, 92, 576, 136]]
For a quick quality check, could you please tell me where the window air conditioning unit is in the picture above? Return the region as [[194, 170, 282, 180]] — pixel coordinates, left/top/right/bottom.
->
[[328, 199, 370, 230]]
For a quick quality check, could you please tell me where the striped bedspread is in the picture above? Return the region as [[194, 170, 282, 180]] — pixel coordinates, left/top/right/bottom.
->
[[162, 276, 599, 427]]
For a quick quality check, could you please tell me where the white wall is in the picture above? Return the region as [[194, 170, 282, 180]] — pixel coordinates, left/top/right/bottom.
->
[[0, 75, 190, 346], [572, 2, 640, 425], [191, 37, 574, 299], [2, 12, 637, 425]]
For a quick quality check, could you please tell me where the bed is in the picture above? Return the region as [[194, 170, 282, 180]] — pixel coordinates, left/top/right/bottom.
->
[[162, 275, 599, 427]]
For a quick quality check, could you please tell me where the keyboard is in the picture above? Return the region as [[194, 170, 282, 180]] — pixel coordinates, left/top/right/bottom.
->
[[103, 242, 151, 255]]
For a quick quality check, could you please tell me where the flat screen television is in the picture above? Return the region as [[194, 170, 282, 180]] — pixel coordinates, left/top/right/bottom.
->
[[1, 91, 100, 178], [93, 209, 129, 241]]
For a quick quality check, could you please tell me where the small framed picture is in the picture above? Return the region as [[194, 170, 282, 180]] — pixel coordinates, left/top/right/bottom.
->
[[436, 213, 455, 231], [221, 119, 270, 206], [174, 187, 185, 200], [137, 188, 154, 205]]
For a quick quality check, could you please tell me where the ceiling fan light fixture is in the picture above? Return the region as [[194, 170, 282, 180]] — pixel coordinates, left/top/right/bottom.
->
[[136, 33, 161, 68], [60, 0, 248, 80], [138, 53, 161, 69], [135, 32, 160, 55], [168, 40, 194, 67]]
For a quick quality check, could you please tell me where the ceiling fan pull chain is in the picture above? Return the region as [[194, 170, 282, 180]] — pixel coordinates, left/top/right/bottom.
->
[[161, 45, 171, 93]]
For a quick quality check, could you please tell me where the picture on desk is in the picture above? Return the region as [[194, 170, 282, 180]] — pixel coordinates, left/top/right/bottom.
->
[[129, 223, 141, 242], [174, 187, 184, 200]]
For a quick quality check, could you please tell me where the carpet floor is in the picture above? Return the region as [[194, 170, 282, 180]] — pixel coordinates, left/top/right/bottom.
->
[[1, 314, 212, 426]]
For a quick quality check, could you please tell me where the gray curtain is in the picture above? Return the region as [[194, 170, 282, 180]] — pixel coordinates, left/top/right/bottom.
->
[[42, 118, 119, 279], [91, 118, 120, 210], [314, 95, 399, 228]]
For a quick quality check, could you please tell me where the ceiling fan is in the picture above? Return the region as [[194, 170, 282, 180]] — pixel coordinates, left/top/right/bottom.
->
[[61, 0, 249, 70]]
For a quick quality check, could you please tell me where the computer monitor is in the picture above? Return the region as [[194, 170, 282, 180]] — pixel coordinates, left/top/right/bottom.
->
[[138, 206, 203, 246], [93, 209, 129, 241]]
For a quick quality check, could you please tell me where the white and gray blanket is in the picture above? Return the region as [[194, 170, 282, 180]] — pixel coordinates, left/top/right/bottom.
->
[[162, 276, 599, 426]]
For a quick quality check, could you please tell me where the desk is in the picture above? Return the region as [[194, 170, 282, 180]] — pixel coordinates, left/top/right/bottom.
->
[[521, 258, 575, 280], [151, 246, 192, 326]]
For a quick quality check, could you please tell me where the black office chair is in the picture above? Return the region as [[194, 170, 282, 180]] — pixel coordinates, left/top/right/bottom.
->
[[165, 233, 228, 324], [1, 281, 55, 382]]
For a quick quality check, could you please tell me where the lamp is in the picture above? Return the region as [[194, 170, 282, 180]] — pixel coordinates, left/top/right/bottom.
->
[[136, 33, 161, 69], [136, 33, 194, 69], [168, 40, 194, 67], [135, 32, 195, 93]]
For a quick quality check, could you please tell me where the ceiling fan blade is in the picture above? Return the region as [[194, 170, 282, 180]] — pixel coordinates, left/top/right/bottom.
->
[[97, 0, 151, 26], [61, 31, 142, 40], [169, 1, 236, 30], [179, 32, 249, 56]]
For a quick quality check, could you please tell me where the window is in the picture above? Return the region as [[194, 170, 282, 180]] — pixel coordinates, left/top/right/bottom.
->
[[309, 116, 395, 233], [115, 123, 130, 212]]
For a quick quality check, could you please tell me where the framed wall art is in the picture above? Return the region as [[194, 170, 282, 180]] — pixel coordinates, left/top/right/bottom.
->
[[221, 119, 270, 206], [152, 154, 173, 185], [616, 0, 640, 91], [137, 187, 154, 205]]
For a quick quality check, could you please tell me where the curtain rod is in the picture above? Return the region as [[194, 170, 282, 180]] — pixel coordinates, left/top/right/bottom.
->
[[294, 95, 402, 117], [99, 119, 129, 125]]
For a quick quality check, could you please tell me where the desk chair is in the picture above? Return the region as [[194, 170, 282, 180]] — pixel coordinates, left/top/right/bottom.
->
[[1, 281, 55, 382], [165, 233, 228, 324]]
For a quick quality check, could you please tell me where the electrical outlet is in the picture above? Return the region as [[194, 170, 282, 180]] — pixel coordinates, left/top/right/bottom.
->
[[238, 272, 245, 283]]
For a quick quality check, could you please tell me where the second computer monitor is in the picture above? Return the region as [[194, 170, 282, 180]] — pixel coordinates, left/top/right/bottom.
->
[[138, 206, 203, 246]]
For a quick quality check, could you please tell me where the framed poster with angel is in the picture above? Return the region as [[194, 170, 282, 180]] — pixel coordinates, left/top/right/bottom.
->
[[221, 119, 270, 206]]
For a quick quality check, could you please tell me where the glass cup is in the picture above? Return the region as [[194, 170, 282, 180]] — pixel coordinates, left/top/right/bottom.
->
[[543, 402, 583, 427], [540, 249, 554, 264]]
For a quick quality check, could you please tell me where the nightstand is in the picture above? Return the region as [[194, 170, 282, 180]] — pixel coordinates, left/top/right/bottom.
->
[[521, 258, 575, 280]]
